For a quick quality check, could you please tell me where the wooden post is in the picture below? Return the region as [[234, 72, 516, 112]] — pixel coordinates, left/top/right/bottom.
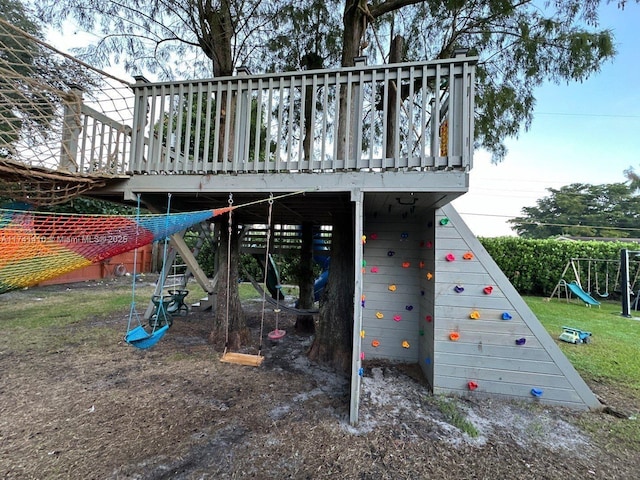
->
[[59, 86, 83, 172]]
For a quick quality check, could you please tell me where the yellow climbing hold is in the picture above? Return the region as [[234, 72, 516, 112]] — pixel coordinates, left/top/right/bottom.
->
[[360, 330, 365, 338], [402, 340, 410, 349], [375, 311, 384, 319], [469, 311, 480, 320], [388, 284, 397, 292]]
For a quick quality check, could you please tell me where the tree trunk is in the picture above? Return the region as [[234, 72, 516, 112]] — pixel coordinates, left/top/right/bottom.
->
[[336, 0, 368, 161], [308, 208, 354, 372], [210, 216, 248, 350], [386, 35, 404, 158], [296, 222, 316, 333]]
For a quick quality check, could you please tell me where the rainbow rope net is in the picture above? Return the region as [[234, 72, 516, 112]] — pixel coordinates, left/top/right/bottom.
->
[[0, 206, 231, 294]]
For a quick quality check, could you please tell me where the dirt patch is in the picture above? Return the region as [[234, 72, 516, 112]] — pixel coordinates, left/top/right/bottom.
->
[[1, 281, 639, 479]]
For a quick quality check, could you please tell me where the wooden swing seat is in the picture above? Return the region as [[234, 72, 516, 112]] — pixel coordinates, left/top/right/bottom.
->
[[220, 351, 264, 367]]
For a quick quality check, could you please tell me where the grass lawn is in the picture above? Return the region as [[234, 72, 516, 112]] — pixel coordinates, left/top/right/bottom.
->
[[525, 296, 640, 391]]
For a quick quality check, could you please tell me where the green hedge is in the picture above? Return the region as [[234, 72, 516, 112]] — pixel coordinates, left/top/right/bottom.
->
[[479, 237, 640, 296]]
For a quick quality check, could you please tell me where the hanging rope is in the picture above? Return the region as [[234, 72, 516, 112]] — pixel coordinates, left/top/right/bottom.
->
[[124, 193, 171, 349], [223, 193, 234, 355], [125, 194, 143, 335]]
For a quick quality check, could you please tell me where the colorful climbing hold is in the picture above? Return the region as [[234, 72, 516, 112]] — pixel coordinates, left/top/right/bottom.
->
[[440, 218, 449, 225], [502, 312, 513, 320], [483, 286, 493, 295], [375, 311, 384, 319], [463, 252, 474, 260], [445, 253, 456, 261], [370, 233, 378, 240], [467, 381, 479, 391], [402, 340, 410, 349], [515, 337, 526, 346], [393, 315, 402, 322], [362, 259, 367, 267], [371, 266, 379, 273], [419, 329, 424, 336], [405, 305, 413, 311], [360, 351, 365, 360], [358, 367, 364, 377], [361, 235, 366, 244], [425, 315, 433, 322], [469, 311, 480, 320], [426, 272, 433, 280], [371, 339, 380, 348], [388, 284, 397, 292], [400, 232, 409, 240], [387, 250, 395, 256], [426, 241, 433, 248], [361, 295, 366, 307], [425, 357, 432, 365], [360, 330, 366, 338], [530, 388, 543, 397], [449, 332, 460, 341], [402, 261, 410, 268], [419, 260, 425, 269], [454, 285, 465, 293]]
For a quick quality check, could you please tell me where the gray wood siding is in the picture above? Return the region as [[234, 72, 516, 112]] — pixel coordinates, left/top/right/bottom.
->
[[362, 214, 422, 362], [433, 205, 600, 409]]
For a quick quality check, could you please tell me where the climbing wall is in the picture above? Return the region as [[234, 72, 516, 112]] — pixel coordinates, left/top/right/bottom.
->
[[432, 204, 600, 409], [361, 211, 422, 363]]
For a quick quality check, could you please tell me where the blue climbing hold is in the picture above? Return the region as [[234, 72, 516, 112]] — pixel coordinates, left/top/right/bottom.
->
[[531, 388, 543, 397], [502, 312, 513, 320]]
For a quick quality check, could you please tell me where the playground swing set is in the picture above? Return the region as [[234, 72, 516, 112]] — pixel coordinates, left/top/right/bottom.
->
[[550, 252, 640, 314]]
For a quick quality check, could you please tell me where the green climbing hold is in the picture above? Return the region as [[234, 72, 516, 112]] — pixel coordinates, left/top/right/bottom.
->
[[439, 218, 449, 225]]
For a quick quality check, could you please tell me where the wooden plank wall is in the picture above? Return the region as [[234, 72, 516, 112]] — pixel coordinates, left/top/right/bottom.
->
[[361, 211, 423, 363], [418, 212, 436, 387], [432, 204, 600, 409]]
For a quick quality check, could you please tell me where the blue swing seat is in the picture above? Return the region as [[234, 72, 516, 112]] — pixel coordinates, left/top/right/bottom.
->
[[125, 324, 170, 349]]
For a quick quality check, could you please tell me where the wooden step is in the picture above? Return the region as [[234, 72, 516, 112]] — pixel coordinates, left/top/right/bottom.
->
[[191, 294, 216, 312]]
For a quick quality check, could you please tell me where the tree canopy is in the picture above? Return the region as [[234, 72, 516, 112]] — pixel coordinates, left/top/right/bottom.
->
[[509, 182, 640, 239]]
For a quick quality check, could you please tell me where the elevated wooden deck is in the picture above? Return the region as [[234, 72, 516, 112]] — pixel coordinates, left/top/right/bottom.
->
[[61, 53, 477, 220]]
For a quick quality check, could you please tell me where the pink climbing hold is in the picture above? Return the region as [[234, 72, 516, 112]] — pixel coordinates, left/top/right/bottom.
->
[[483, 286, 493, 295], [393, 315, 402, 322], [445, 253, 455, 261]]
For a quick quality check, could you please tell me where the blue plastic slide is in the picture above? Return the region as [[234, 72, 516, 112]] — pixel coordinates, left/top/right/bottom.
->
[[566, 281, 601, 307]]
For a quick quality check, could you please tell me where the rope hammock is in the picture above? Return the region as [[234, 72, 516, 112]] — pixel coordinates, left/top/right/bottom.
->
[[0, 204, 232, 294]]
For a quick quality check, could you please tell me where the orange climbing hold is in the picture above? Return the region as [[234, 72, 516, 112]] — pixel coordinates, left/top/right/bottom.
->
[[449, 332, 460, 341], [371, 339, 380, 347], [463, 252, 474, 260], [469, 311, 480, 319]]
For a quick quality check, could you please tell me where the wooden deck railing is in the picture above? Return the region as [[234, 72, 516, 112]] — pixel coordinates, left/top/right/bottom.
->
[[127, 53, 476, 175], [66, 53, 476, 176]]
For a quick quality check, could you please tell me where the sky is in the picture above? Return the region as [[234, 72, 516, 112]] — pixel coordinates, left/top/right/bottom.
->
[[42, 3, 639, 237], [452, 3, 640, 236]]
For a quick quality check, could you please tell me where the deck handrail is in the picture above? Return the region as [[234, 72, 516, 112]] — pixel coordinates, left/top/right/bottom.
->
[[125, 55, 476, 175]]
